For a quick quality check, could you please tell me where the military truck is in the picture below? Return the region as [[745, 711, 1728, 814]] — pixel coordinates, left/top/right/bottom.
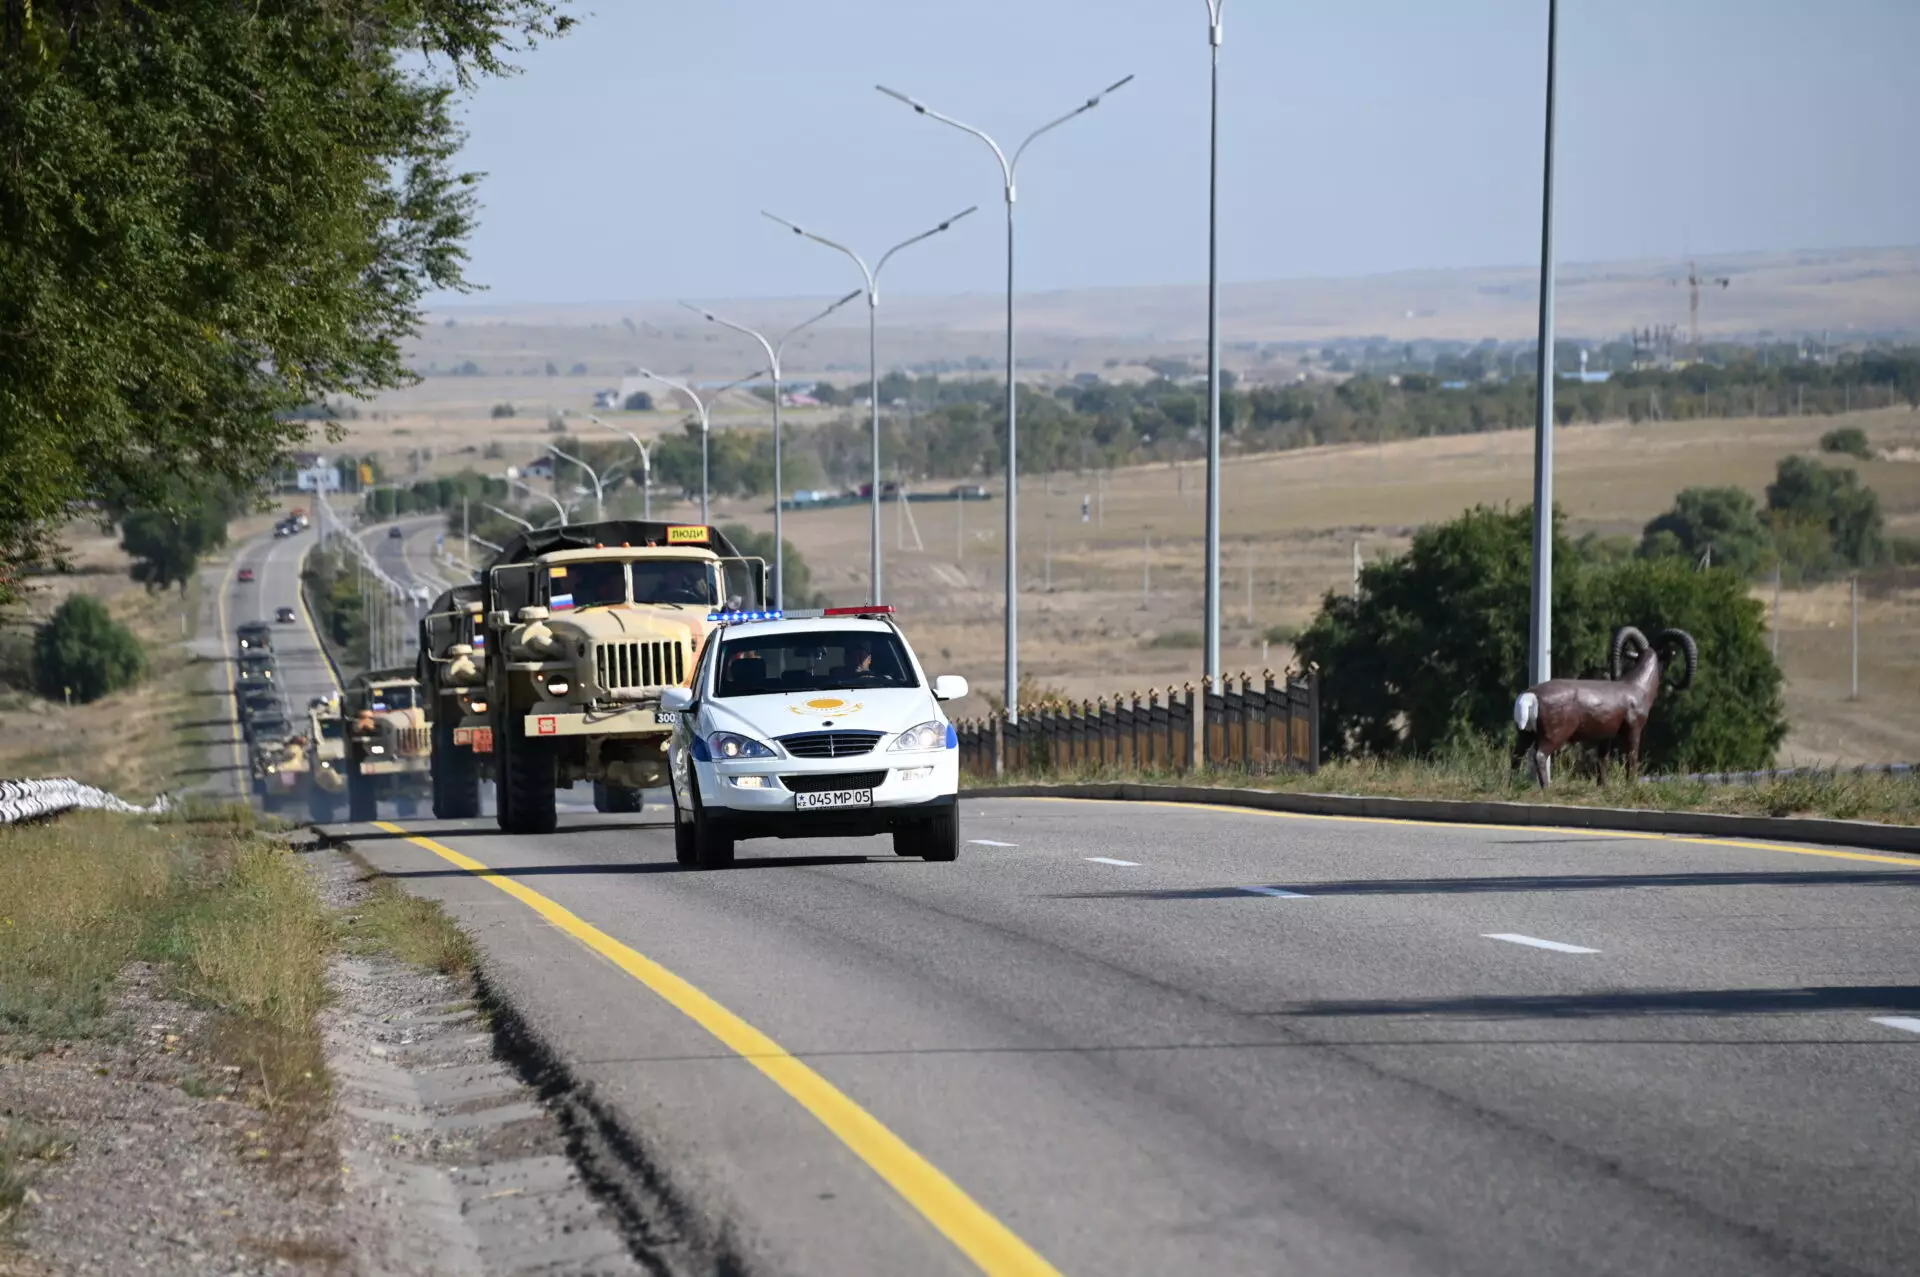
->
[[306, 695, 347, 820], [341, 669, 433, 821], [238, 651, 277, 686], [236, 621, 273, 654], [420, 521, 765, 834], [418, 581, 489, 820]]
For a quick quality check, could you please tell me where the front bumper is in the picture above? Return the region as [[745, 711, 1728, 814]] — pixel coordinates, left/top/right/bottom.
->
[[357, 758, 430, 776], [694, 750, 959, 838], [522, 706, 675, 740]]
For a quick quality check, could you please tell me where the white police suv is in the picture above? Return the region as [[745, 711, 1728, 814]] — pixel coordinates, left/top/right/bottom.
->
[[660, 606, 968, 868]]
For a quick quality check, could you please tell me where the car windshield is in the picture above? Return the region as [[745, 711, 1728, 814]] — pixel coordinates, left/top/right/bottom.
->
[[551, 561, 628, 609], [366, 686, 417, 710], [632, 560, 716, 606], [714, 630, 918, 698]]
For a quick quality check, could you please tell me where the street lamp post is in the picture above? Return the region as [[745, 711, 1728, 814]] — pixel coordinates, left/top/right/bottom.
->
[[1529, 0, 1560, 701], [634, 368, 768, 526], [681, 291, 863, 609], [878, 73, 1133, 722], [585, 414, 654, 521], [761, 207, 979, 603], [546, 445, 605, 522], [508, 476, 569, 527], [1201, 0, 1226, 692]]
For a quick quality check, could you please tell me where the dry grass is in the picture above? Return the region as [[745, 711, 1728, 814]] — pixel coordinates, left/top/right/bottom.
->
[[984, 741, 1920, 828], [0, 1119, 71, 1239], [340, 876, 475, 977]]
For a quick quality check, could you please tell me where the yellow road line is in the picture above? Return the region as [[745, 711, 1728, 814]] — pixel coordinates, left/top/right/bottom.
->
[[372, 822, 1062, 1277], [1009, 796, 1920, 868]]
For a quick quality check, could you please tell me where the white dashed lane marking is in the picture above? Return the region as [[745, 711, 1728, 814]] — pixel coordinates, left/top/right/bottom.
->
[[1483, 933, 1599, 954], [1870, 1017, 1920, 1035], [968, 839, 1018, 847], [1084, 857, 1139, 867], [1240, 886, 1310, 899]]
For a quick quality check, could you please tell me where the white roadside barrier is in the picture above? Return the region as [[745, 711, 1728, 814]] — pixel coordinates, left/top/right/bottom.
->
[[0, 778, 171, 825]]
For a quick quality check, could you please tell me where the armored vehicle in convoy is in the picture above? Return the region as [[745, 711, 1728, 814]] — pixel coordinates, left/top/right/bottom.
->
[[341, 670, 433, 821], [306, 695, 347, 820], [418, 581, 489, 820], [236, 621, 273, 653], [418, 521, 765, 834]]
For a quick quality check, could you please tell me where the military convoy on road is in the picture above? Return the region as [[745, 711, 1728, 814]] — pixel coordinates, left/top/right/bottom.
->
[[340, 669, 433, 821], [418, 520, 764, 832]]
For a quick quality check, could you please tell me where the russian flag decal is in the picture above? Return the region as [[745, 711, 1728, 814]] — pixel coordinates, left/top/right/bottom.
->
[[551, 593, 576, 612]]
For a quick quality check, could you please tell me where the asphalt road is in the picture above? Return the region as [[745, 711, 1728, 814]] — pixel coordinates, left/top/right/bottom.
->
[[323, 789, 1920, 1276]]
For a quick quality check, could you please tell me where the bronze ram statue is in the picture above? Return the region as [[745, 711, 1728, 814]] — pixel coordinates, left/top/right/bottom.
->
[[1512, 626, 1697, 785]]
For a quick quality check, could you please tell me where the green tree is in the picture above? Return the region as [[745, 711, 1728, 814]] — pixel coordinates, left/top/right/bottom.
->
[[33, 595, 147, 704], [120, 500, 232, 593], [1638, 485, 1773, 576], [1296, 504, 1785, 771], [1765, 455, 1884, 571], [0, 1, 575, 602]]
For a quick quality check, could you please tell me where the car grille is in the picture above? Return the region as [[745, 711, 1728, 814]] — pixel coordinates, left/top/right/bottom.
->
[[595, 640, 685, 692], [781, 770, 886, 794], [778, 730, 884, 759]]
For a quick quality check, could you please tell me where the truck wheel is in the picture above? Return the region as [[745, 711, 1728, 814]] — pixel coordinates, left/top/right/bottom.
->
[[691, 788, 734, 869], [347, 771, 378, 823], [593, 782, 645, 814], [499, 730, 557, 835], [432, 719, 481, 819], [893, 806, 960, 862], [308, 791, 338, 824]]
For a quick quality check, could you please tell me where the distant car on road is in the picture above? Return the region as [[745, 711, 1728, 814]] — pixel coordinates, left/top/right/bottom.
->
[[237, 567, 256, 582], [275, 606, 298, 624], [388, 525, 405, 539]]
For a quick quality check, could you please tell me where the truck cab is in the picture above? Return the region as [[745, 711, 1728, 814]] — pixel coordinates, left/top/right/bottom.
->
[[340, 670, 433, 821]]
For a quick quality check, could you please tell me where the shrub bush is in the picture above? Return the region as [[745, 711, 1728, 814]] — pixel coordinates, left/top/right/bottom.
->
[[1819, 426, 1871, 459], [33, 596, 147, 704], [1296, 504, 1785, 771]]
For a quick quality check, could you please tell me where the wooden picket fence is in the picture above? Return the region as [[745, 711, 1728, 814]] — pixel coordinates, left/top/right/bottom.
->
[[955, 669, 1318, 780]]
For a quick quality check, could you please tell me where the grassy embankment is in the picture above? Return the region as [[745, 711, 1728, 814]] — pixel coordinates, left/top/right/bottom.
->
[[975, 737, 1920, 828]]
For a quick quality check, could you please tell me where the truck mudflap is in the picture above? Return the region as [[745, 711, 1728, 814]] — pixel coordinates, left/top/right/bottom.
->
[[521, 709, 674, 739], [454, 726, 494, 753]]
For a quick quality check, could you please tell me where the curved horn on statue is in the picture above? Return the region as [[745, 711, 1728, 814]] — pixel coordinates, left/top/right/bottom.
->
[[1656, 628, 1698, 690], [1610, 626, 1650, 681]]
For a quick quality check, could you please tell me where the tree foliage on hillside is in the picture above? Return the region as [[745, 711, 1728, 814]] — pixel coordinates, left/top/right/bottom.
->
[[33, 595, 147, 704], [1765, 455, 1884, 574], [1297, 505, 1785, 772], [0, 0, 574, 602]]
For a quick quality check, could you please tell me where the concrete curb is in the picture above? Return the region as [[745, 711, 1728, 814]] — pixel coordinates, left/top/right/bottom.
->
[[960, 782, 1920, 856]]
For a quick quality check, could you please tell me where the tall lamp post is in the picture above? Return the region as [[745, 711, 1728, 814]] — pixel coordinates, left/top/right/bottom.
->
[[484, 503, 534, 532], [546, 445, 605, 522], [1201, 0, 1226, 689], [681, 291, 862, 609], [1529, 0, 1560, 713], [584, 414, 655, 520], [877, 73, 1133, 722], [635, 368, 768, 525], [761, 207, 979, 603], [508, 476, 569, 527]]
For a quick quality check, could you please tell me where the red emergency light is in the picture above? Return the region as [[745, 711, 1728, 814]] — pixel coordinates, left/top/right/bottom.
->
[[823, 605, 895, 617]]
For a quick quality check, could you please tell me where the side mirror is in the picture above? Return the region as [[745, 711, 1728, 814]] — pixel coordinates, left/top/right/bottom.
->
[[659, 686, 694, 713], [932, 675, 969, 702], [724, 594, 744, 611], [517, 605, 550, 623], [486, 610, 512, 631]]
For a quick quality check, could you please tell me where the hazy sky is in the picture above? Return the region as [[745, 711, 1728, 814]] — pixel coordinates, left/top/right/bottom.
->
[[434, 0, 1919, 306]]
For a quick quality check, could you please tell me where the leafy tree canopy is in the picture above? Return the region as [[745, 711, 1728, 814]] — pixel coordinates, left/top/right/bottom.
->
[[0, 0, 574, 602], [1765, 455, 1884, 571], [34, 594, 147, 703], [1639, 485, 1774, 576], [1297, 504, 1785, 771]]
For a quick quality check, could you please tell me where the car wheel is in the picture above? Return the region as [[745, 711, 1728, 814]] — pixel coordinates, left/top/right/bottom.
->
[[896, 806, 960, 862], [691, 787, 734, 869], [672, 790, 697, 866], [347, 771, 378, 823]]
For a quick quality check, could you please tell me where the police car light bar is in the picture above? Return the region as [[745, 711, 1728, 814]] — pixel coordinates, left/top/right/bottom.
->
[[705, 609, 785, 624], [823, 605, 895, 616]]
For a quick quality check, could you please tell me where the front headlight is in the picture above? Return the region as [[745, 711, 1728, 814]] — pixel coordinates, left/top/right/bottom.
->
[[367, 744, 386, 755], [888, 721, 946, 752], [708, 731, 776, 760]]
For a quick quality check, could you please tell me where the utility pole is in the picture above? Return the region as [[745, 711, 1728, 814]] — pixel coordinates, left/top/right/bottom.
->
[[1201, 0, 1227, 689], [1142, 531, 1151, 609], [1772, 563, 1781, 659], [1528, 0, 1560, 704], [1850, 575, 1859, 701]]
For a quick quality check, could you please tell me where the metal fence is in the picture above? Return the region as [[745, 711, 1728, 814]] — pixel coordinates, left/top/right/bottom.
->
[[0, 778, 171, 825], [956, 670, 1318, 779]]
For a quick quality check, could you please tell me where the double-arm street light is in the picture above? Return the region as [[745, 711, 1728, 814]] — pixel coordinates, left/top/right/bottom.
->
[[1201, 0, 1226, 687], [584, 414, 654, 521], [761, 207, 978, 603], [546, 444, 605, 523], [877, 73, 1133, 722], [507, 476, 569, 527], [681, 291, 863, 609], [633, 367, 768, 525]]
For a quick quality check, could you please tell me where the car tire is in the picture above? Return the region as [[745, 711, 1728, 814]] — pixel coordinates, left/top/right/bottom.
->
[[672, 792, 697, 866], [347, 771, 378, 823], [593, 781, 645, 814], [895, 806, 960, 862], [691, 787, 734, 869], [499, 728, 557, 835], [432, 718, 482, 820]]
